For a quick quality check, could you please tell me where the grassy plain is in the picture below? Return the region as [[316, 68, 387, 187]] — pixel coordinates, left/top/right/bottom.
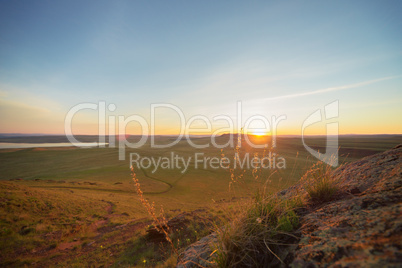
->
[[0, 135, 400, 266]]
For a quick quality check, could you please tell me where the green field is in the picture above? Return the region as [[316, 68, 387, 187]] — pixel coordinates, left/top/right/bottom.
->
[[0, 135, 401, 266]]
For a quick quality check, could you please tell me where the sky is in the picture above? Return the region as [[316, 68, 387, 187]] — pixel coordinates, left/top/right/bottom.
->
[[0, 0, 401, 136]]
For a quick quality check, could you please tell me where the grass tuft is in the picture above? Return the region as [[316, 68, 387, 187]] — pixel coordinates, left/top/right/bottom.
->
[[214, 191, 300, 267], [302, 161, 338, 203]]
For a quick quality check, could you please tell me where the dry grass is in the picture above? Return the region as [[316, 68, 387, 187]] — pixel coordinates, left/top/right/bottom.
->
[[212, 159, 340, 267], [302, 161, 339, 203], [0, 181, 108, 266], [213, 135, 340, 267], [214, 191, 301, 267], [128, 135, 340, 267], [130, 166, 178, 257], [213, 133, 302, 267]]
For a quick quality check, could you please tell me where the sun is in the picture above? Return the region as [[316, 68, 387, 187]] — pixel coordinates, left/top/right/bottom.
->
[[250, 130, 267, 136]]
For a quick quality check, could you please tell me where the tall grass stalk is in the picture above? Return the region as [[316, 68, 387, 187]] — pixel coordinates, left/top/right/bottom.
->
[[130, 166, 180, 259]]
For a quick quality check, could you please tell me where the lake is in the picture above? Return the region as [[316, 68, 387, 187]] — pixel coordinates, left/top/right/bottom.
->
[[0, 142, 108, 149]]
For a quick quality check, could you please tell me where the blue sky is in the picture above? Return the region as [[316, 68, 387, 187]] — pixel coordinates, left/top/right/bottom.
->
[[0, 0, 401, 135]]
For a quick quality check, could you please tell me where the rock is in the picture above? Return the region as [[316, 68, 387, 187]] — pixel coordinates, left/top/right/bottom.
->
[[291, 145, 402, 267], [177, 233, 218, 268]]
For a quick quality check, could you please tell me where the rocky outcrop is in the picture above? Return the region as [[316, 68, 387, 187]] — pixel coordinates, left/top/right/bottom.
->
[[178, 145, 402, 267], [291, 145, 402, 267], [176, 233, 218, 268]]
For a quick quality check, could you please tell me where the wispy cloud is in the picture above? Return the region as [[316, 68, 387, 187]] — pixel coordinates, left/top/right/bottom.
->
[[0, 99, 51, 114], [0, 84, 63, 112], [261, 76, 401, 101]]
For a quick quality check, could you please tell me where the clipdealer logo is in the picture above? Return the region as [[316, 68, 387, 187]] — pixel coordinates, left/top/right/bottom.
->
[[64, 100, 339, 171]]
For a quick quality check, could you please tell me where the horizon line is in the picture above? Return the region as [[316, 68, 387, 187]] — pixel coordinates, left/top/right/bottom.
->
[[1, 133, 401, 137]]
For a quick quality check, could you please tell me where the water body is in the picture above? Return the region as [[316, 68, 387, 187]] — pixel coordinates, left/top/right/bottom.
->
[[0, 142, 108, 149]]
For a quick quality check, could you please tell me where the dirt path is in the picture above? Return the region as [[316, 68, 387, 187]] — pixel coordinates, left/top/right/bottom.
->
[[139, 167, 173, 194]]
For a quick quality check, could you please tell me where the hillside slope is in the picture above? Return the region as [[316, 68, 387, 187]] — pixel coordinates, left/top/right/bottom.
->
[[179, 145, 402, 267]]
